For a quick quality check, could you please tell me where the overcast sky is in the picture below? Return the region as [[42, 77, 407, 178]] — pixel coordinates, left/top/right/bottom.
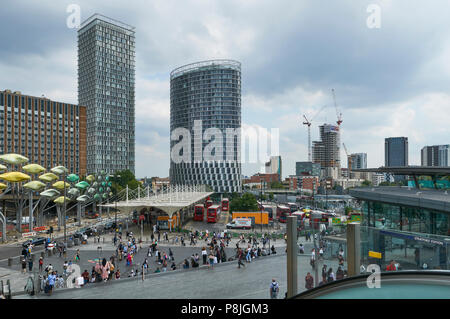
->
[[1, 0, 449, 179]]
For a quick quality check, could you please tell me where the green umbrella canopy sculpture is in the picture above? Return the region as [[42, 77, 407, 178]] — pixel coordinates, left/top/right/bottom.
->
[[23, 181, 46, 191], [68, 188, 80, 198], [75, 181, 90, 190], [23, 164, 46, 175], [0, 153, 29, 165], [52, 181, 71, 190], [0, 164, 7, 171], [40, 189, 60, 198], [0, 172, 31, 182], [67, 174, 79, 183], [51, 166, 69, 175], [39, 172, 59, 183], [54, 196, 70, 204], [76, 195, 90, 202], [86, 175, 95, 184], [0, 183, 7, 190]]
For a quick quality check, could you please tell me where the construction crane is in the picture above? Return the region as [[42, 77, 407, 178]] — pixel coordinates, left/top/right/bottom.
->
[[343, 143, 351, 182], [332, 89, 343, 126], [302, 105, 327, 162]]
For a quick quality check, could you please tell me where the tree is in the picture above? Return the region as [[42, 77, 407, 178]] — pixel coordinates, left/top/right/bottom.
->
[[111, 169, 140, 194], [270, 181, 284, 189], [230, 193, 258, 212], [361, 180, 372, 187]]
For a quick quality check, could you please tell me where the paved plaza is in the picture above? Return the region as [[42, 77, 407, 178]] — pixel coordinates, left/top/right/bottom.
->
[[17, 251, 344, 299]]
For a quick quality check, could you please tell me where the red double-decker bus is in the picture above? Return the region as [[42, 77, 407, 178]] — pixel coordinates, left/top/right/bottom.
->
[[207, 205, 221, 223], [277, 205, 291, 223], [193, 204, 205, 221], [205, 199, 213, 209], [261, 204, 274, 222], [221, 198, 229, 211]]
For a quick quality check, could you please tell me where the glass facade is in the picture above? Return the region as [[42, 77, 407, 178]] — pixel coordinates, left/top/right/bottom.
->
[[78, 14, 135, 174], [361, 200, 449, 236], [169, 60, 242, 193], [360, 225, 449, 270]]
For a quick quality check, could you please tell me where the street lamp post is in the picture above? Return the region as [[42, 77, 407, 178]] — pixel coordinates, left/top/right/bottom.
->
[[260, 180, 263, 233], [63, 171, 67, 244]]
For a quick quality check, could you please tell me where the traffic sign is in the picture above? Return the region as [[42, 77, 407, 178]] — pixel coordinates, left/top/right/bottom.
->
[[369, 251, 382, 259]]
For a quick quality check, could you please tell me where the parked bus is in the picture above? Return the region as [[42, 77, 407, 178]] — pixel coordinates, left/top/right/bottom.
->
[[277, 205, 291, 223], [261, 204, 274, 222], [291, 211, 307, 230], [193, 204, 205, 221], [221, 198, 229, 212], [207, 205, 221, 223], [205, 199, 213, 209], [287, 202, 299, 213]]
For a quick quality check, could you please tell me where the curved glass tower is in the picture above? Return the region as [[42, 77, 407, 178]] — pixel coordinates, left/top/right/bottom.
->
[[170, 60, 242, 193]]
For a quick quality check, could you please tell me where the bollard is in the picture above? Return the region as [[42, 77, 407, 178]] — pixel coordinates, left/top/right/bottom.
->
[[48, 249, 52, 257], [103, 237, 105, 244], [347, 223, 361, 277], [8, 257, 12, 267], [286, 216, 298, 299]]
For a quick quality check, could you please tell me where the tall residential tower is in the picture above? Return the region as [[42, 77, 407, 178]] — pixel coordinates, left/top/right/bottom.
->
[[170, 60, 242, 193], [78, 14, 135, 174]]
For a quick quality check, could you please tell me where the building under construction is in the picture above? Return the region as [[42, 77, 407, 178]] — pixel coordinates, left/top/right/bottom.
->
[[312, 124, 341, 179]]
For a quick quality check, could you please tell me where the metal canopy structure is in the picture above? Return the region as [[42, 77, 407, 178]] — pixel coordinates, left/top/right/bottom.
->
[[353, 166, 450, 189], [99, 185, 214, 217]]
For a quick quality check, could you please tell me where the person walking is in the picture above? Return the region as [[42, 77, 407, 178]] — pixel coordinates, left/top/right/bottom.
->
[[47, 271, 56, 295], [202, 247, 207, 265], [74, 249, 80, 262], [237, 248, 245, 268], [305, 272, 314, 289], [21, 258, 27, 274], [28, 257, 33, 273], [208, 252, 215, 269], [270, 279, 279, 299], [39, 257, 44, 273]]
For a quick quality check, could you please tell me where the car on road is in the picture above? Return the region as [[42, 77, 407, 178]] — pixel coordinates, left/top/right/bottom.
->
[[103, 222, 116, 231], [22, 236, 46, 248], [73, 227, 94, 239], [85, 211, 99, 219]]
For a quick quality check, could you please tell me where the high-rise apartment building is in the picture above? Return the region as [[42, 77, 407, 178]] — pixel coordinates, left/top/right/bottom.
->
[[385, 137, 408, 167], [421, 145, 450, 166], [78, 14, 135, 174], [169, 60, 242, 193], [265, 156, 282, 181], [312, 124, 340, 179], [385, 137, 408, 182], [348, 153, 367, 170], [0, 89, 87, 175]]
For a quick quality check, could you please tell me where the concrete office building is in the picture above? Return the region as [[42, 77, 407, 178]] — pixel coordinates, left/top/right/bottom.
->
[[312, 124, 341, 179], [0, 89, 87, 175], [78, 14, 135, 174], [421, 145, 450, 167], [265, 156, 282, 181], [169, 60, 242, 193]]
